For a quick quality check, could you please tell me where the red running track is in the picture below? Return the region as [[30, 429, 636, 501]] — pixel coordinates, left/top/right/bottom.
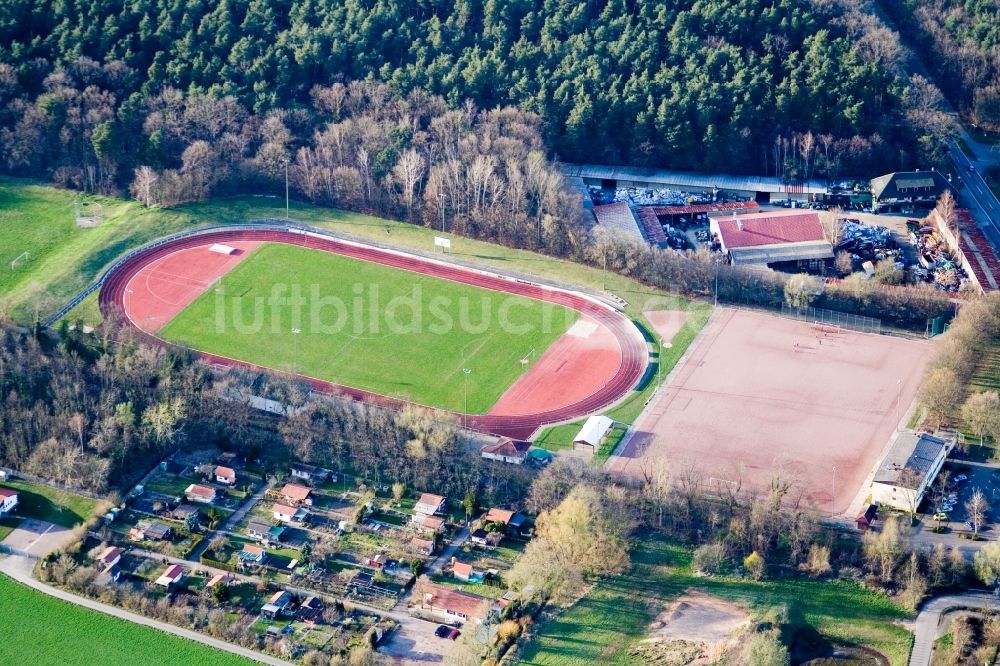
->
[[99, 229, 649, 439]]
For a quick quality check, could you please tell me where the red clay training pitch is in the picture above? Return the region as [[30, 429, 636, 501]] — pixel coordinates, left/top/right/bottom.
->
[[607, 308, 931, 514], [100, 228, 649, 440]]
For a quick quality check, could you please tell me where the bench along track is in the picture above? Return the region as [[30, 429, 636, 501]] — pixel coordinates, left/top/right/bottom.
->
[[98, 226, 648, 440]]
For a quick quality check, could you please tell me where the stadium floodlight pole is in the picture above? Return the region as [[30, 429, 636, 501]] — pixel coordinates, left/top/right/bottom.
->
[[463, 367, 472, 429], [658, 341, 673, 388], [292, 327, 301, 374], [438, 193, 445, 233]]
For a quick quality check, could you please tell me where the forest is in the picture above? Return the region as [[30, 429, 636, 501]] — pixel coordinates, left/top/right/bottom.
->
[[0, 0, 941, 186], [882, 0, 1000, 131]]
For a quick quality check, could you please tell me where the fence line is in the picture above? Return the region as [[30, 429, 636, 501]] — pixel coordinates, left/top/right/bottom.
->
[[780, 303, 882, 334], [45, 218, 625, 328]]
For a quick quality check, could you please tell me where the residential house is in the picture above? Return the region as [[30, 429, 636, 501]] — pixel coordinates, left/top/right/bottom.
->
[[215, 466, 236, 486], [0, 487, 18, 516], [141, 522, 172, 541], [295, 596, 324, 623], [248, 520, 272, 541], [453, 561, 474, 582], [155, 564, 185, 587], [414, 493, 446, 516], [240, 544, 266, 564], [290, 463, 331, 484], [261, 590, 295, 619], [420, 582, 489, 623], [410, 537, 434, 556], [185, 484, 217, 504], [481, 508, 527, 540], [171, 503, 200, 522], [412, 514, 445, 534], [470, 529, 502, 547], [366, 552, 388, 570], [480, 438, 531, 465], [206, 573, 234, 589], [279, 483, 313, 506], [96, 563, 122, 586], [96, 546, 122, 568], [273, 503, 308, 524]]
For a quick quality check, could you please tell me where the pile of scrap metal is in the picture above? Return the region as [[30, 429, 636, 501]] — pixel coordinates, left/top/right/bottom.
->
[[837, 219, 898, 260], [912, 225, 968, 291]]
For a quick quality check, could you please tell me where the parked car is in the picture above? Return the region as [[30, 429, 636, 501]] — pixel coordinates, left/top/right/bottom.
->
[[435, 625, 451, 639], [966, 520, 977, 531], [933, 512, 948, 521], [447, 628, 461, 640]]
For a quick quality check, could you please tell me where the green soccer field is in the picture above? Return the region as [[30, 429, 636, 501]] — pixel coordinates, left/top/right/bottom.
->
[[160, 243, 579, 413]]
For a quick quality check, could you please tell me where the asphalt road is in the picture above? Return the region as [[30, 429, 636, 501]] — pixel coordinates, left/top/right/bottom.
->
[[909, 593, 1000, 666], [949, 141, 1000, 249]]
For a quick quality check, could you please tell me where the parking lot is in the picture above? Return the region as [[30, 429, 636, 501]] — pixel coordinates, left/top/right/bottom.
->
[[922, 462, 1000, 535]]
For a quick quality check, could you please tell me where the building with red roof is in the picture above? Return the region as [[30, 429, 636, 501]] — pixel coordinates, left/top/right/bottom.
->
[[710, 209, 833, 269]]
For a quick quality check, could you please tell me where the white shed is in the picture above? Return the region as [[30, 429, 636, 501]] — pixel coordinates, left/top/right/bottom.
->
[[573, 415, 614, 453]]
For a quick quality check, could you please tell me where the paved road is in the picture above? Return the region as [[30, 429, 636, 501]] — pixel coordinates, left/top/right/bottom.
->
[[948, 142, 1000, 249], [0, 554, 294, 666], [909, 593, 1000, 666]]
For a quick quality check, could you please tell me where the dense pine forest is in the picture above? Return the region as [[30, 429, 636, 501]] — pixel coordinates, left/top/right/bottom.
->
[[883, 0, 1000, 131], [0, 0, 945, 193]]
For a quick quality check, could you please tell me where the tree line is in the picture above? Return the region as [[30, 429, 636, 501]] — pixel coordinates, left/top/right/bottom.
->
[[0, 0, 947, 181], [0, 318, 530, 508]]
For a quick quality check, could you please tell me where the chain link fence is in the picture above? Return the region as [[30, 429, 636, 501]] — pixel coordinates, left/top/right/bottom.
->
[[780, 303, 882, 334]]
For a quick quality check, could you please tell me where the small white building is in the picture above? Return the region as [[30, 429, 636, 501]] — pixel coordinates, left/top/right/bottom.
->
[[414, 493, 446, 516], [155, 564, 185, 588], [573, 415, 615, 454], [0, 487, 18, 516], [871, 431, 956, 512]]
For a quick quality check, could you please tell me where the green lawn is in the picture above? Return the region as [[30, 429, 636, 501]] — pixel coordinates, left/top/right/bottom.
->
[[1, 479, 103, 528], [0, 574, 256, 666], [534, 303, 712, 455], [520, 539, 912, 665], [160, 243, 577, 413]]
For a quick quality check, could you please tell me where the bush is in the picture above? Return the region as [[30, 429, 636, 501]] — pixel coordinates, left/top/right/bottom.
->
[[747, 630, 790, 666], [692, 543, 726, 576], [744, 551, 766, 581]]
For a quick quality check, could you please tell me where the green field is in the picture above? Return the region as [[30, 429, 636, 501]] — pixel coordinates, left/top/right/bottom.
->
[[1, 479, 104, 528], [520, 539, 912, 665], [160, 243, 578, 413], [0, 574, 255, 666]]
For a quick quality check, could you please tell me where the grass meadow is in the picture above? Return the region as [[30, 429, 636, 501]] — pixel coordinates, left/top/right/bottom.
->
[[520, 538, 912, 666], [1, 479, 104, 528], [160, 243, 577, 413], [0, 575, 256, 666]]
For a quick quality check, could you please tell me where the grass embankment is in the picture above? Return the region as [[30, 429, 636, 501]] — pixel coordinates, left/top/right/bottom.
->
[[520, 539, 912, 666], [953, 338, 1000, 459], [1, 479, 103, 528], [0, 574, 256, 666], [533, 303, 711, 458], [160, 242, 577, 413], [0, 178, 695, 332]]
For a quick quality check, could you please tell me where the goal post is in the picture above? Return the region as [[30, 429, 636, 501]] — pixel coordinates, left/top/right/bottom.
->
[[10, 251, 28, 271]]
